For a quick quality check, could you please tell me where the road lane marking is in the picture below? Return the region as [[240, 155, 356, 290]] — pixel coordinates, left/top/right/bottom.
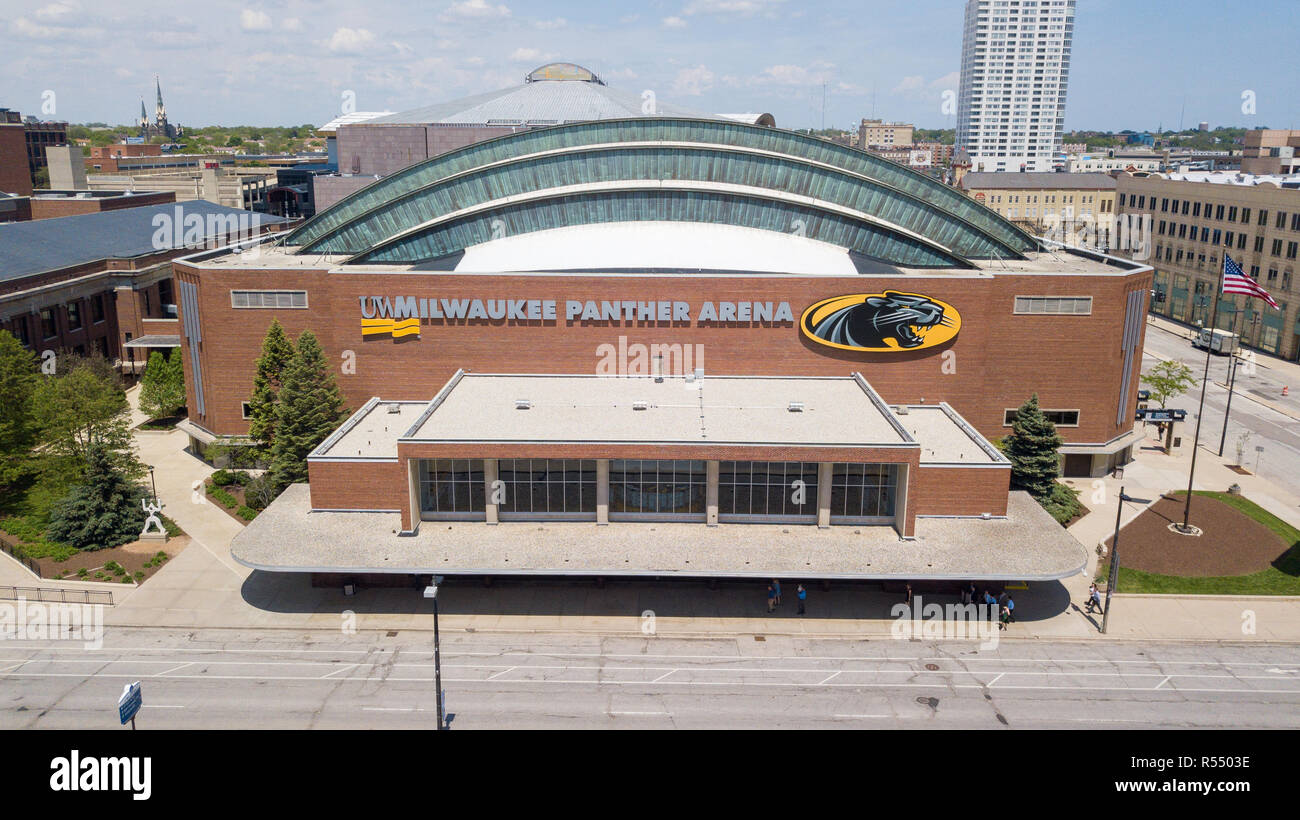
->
[[157, 662, 193, 676], [987, 673, 1004, 687], [651, 669, 677, 683], [818, 671, 841, 685], [321, 664, 360, 679], [486, 666, 516, 680], [1154, 675, 1171, 690]]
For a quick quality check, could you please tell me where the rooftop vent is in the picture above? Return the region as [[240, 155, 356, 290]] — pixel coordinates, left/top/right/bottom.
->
[[787, 401, 804, 413], [896, 406, 909, 415], [515, 399, 532, 410], [632, 400, 648, 411], [386, 402, 401, 414]]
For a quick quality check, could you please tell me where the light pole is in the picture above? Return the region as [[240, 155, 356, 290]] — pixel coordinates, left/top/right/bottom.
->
[[423, 576, 446, 730], [148, 465, 158, 506], [1102, 487, 1151, 634]]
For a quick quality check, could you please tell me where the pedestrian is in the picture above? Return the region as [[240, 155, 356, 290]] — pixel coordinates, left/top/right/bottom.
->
[[968, 582, 977, 604], [997, 589, 1010, 609], [999, 605, 1010, 631], [905, 583, 913, 607], [983, 590, 997, 618], [1085, 582, 1103, 614], [772, 579, 782, 607], [766, 583, 776, 613], [1006, 596, 1015, 623], [796, 584, 806, 615]]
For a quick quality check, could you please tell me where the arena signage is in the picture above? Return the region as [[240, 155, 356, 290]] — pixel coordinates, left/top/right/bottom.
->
[[359, 296, 795, 339], [800, 292, 961, 353]]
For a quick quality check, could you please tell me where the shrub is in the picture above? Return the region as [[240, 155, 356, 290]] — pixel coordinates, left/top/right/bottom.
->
[[209, 487, 238, 509], [133, 571, 144, 581], [1041, 482, 1083, 526], [211, 469, 235, 487], [243, 474, 278, 511], [77, 568, 88, 578], [121, 576, 133, 584], [236, 506, 258, 521]]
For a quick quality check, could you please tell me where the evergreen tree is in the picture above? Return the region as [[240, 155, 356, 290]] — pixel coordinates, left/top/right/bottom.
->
[[248, 320, 294, 450], [268, 331, 346, 493], [138, 350, 187, 420], [46, 443, 148, 550], [1004, 394, 1064, 500], [0, 330, 39, 488]]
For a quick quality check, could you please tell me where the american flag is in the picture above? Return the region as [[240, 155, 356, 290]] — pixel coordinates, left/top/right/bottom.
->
[[1222, 254, 1279, 309]]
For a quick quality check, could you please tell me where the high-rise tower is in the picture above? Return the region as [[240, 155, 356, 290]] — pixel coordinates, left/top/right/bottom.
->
[[956, 0, 1075, 173]]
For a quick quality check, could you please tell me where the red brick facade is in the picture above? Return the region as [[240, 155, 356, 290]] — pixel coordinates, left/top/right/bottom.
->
[[174, 264, 1153, 451]]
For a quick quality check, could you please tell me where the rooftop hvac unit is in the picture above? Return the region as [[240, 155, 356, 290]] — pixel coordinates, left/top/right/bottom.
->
[[632, 401, 648, 411], [515, 399, 532, 410], [787, 401, 804, 412], [896, 406, 909, 415], [387, 402, 401, 414]]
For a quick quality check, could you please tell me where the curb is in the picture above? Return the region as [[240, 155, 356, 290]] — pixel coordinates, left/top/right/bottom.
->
[[97, 619, 1300, 645]]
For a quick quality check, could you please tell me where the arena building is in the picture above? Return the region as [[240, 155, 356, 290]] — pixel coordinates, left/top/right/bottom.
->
[[168, 117, 1154, 582]]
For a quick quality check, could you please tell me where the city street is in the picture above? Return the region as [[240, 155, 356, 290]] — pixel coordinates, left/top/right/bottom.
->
[[1140, 319, 1300, 498], [2, 627, 1298, 730]]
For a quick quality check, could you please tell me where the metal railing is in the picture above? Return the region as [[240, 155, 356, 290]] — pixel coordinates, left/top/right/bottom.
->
[[0, 586, 114, 606], [0, 536, 40, 577]]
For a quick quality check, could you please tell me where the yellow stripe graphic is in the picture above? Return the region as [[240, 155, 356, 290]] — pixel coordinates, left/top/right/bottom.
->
[[361, 317, 420, 338]]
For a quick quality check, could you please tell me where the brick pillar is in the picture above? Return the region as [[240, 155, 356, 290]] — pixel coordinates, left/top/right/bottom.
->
[[596, 459, 609, 525]]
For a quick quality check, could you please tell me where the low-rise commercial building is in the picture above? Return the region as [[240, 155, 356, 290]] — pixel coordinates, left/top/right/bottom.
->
[[961, 172, 1116, 234], [1116, 170, 1300, 360]]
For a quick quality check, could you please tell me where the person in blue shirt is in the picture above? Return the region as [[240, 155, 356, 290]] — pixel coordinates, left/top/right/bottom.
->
[[1006, 596, 1016, 623], [772, 579, 782, 607], [766, 583, 776, 613], [796, 584, 807, 615]]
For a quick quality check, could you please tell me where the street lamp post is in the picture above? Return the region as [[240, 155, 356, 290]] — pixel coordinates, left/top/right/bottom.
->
[[1102, 487, 1151, 635], [423, 577, 446, 730], [148, 465, 158, 506]]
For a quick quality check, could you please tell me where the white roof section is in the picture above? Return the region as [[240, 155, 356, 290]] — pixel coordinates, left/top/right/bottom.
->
[[404, 373, 911, 448], [317, 112, 395, 133], [1153, 170, 1300, 188], [311, 398, 427, 459], [896, 405, 1007, 465], [455, 222, 860, 275]]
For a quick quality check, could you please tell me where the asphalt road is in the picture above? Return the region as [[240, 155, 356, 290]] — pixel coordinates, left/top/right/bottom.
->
[[2, 627, 1298, 729], [1141, 322, 1300, 498]]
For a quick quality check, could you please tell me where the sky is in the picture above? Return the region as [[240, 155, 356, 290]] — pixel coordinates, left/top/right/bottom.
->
[[1, 0, 1297, 132]]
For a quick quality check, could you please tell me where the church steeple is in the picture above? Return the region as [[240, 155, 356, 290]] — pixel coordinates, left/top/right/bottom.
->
[[154, 74, 167, 125]]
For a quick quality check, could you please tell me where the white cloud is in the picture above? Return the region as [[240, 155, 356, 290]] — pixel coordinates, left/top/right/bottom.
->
[[535, 17, 566, 30], [34, 2, 78, 21], [893, 75, 925, 95], [509, 47, 554, 62], [662, 16, 687, 28], [240, 9, 272, 32], [929, 71, 960, 90], [326, 27, 376, 54], [684, 0, 784, 17], [447, 0, 511, 19], [283, 17, 303, 32], [672, 65, 715, 96]]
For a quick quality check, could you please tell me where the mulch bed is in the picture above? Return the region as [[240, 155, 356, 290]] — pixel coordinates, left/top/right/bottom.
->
[[204, 479, 252, 525], [1104, 493, 1287, 577], [32, 536, 188, 583]]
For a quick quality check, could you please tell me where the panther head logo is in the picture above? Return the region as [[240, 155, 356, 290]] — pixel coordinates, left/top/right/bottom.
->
[[801, 292, 959, 351]]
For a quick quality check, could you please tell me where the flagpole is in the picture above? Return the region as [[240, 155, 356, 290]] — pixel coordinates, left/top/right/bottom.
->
[[1218, 304, 1242, 457], [1180, 254, 1225, 531]]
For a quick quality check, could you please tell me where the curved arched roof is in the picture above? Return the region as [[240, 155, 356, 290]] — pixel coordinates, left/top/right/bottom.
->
[[284, 118, 1040, 269]]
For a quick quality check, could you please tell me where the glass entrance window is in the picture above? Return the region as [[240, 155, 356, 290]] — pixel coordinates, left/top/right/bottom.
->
[[419, 459, 485, 519], [498, 459, 597, 520], [829, 463, 899, 522], [610, 460, 706, 519], [718, 461, 819, 522]]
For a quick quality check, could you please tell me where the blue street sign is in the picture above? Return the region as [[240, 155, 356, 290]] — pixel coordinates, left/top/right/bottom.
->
[[119, 681, 142, 725]]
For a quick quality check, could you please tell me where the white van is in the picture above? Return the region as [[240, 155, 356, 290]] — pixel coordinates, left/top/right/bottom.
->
[[1193, 327, 1239, 355]]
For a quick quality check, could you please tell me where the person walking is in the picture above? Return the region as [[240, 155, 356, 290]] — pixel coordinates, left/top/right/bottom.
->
[[1085, 582, 1103, 614], [772, 579, 782, 607], [1006, 596, 1015, 623], [983, 590, 997, 619], [766, 583, 777, 613], [998, 605, 1010, 631], [905, 583, 914, 608], [796, 584, 807, 615]]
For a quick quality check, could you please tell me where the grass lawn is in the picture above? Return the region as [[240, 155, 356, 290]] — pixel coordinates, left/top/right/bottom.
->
[[1097, 490, 1300, 595]]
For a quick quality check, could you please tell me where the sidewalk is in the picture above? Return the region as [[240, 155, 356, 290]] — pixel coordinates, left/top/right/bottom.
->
[[99, 396, 1300, 643]]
